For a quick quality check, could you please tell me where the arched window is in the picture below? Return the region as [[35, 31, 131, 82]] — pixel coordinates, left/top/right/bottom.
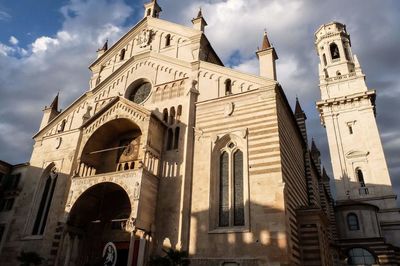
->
[[163, 108, 168, 123], [173, 127, 180, 150], [32, 167, 58, 235], [357, 169, 365, 187], [169, 107, 175, 125], [177, 105, 182, 121], [166, 128, 173, 150], [330, 43, 340, 60], [147, 9, 151, 16], [323, 53, 327, 66], [217, 142, 245, 227], [165, 34, 171, 47], [225, 79, 232, 95], [347, 248, 376, 265], [119, 48, 126, 61], [347, 213, 360, 231]]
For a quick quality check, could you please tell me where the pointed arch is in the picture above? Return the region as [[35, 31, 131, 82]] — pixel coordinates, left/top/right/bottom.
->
[[32, 163, 58, 235]]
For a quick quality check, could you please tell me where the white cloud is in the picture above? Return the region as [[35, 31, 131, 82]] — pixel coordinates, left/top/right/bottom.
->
[[0, 10, 11, 21], [31, 36, 60, 53], [9, 36, 18, 45], [0, 43, 14, 56]]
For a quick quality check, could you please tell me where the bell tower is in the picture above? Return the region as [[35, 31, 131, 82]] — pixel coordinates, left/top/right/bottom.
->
[[315, 22, 396, 207]]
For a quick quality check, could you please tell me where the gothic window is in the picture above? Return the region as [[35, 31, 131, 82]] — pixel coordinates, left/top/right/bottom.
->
[[347, 213, 360, 231], [356, 169, 365, 187], [217, 142, 245, 227], [173, 127, 180, 150], [347, 248, 376, 265], [119, 49, 126, 61], [163, 108, 168, 123], [32, 167, 58, 235], [225, 79, 232, 95], [330, 43, 340, 60], [165, 34, 171, 47], [166, 128, 173, 150]]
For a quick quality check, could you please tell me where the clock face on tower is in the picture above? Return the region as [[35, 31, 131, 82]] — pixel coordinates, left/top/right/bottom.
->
[[128, 82, 151, 104]]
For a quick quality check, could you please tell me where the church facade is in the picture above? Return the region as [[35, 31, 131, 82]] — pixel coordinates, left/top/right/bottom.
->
[[0, 1, 399, 265]]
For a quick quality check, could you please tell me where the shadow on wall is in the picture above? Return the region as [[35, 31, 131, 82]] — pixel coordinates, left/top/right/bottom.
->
[[188, 202, 288, 266], [333, 175, 400, 265]]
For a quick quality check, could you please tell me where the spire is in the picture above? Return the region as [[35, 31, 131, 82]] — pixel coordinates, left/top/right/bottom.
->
[[256, 30, 278, 80], [49, 92, 59, 111], [322, 167, 330, 180], [311, 138, 320, 155], [295, 97, 303, 115], [260, 31, 272, 51]]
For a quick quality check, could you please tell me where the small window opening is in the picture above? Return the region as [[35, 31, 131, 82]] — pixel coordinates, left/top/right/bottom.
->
[[348, 125, 353, 134], [147, 9, 151, 16], [119, 49, 126, 61], [336, 71, 341, 76], [165, 34, 171, 47], [324, 69, 329, 78], [323, 53, 327, 66], [225, 79, 232, 95]]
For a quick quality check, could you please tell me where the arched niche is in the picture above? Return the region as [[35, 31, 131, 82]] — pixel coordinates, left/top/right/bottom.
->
[[80, 118, 142, 175]]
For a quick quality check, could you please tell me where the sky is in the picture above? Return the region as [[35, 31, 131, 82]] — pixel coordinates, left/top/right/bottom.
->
[[0, 0, 399, 195]]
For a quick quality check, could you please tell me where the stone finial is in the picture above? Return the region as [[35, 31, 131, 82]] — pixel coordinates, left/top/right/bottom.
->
[[98, 40, 108, 52], [197, 7, 203, 18]]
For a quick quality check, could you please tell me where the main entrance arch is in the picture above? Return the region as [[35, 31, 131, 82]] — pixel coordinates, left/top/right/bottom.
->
[[60, 182, 132, 265]]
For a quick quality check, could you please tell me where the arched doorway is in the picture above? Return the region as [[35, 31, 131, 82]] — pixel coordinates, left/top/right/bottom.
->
[[63, 182, 132, 265]]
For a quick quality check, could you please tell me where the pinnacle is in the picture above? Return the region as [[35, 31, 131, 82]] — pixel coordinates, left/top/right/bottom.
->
[[261, 31, 272, 50]]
